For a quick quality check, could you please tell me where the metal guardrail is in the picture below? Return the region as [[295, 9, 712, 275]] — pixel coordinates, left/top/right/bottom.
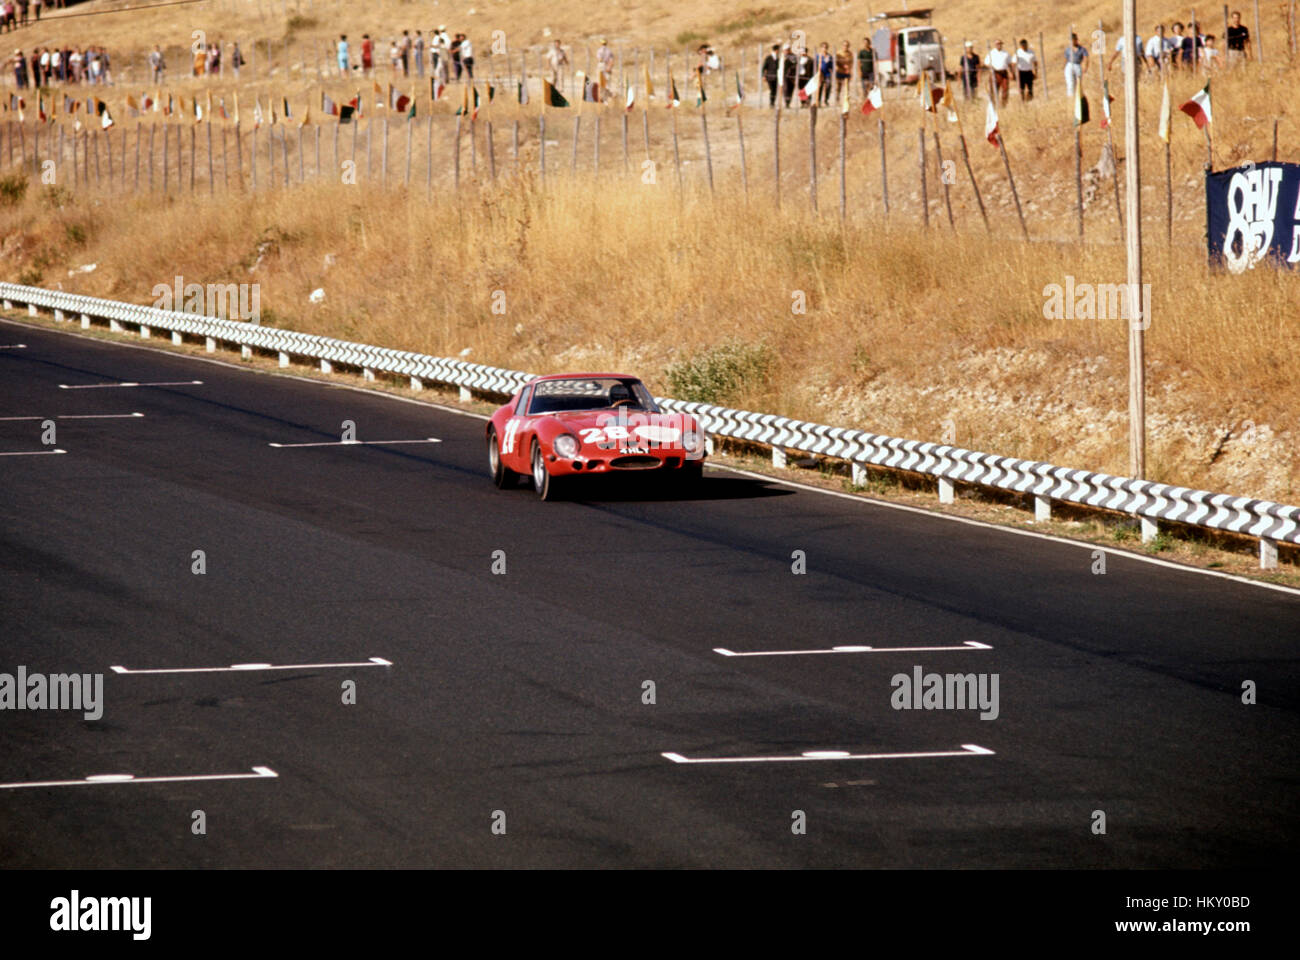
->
[[3, 281, 1295, 569]]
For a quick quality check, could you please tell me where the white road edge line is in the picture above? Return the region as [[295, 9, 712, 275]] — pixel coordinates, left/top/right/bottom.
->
[[0, 413, 145, 421], [0, 344, 27, 348], [0, 766, 278, 790], [0, 448, 67, 456], [110, 657, 393, 675], [9, 316, 1296, 598], [713, 641, 993, 657], [661, 744, 995, 764], [267, 438, 441, 448], [58, 380, 203, 389], [719, 465, 1300, 599]]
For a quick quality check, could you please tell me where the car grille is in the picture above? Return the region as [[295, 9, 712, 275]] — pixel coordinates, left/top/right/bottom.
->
[[609, 455, 661, 470]]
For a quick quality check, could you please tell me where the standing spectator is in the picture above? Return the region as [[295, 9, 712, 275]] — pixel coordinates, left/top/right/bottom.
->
[[857, 36, 875, 96], [834, 41, 852, 104], [781, 42, 797, 107], [360, 33, 373, 75], [815, 41, 833, 105], [1064, 32, 1089, 96], [31, 0, 38, 21], [1014, 39, 1037, 102], [1144, 27, 1165, 75], [959, 40, 980, 98], [414, 31, 425, 78], [388, 37, 399, 74], [795, 46, 814, 106], [597, 37, 614, 81], [1, 4, 13, 33], [230, 41, 243, 78], [985, 39, 1012, 106], [49, 45, 59, 82], [191, 41, 205, 77], [89, 47, 104, 84], [461, 34, 474, 79], [1165, 23, 1185, 68], [11, 48, 28, 88], [1108, 30, 1144, 72], [29, 48, 39, 88], [450, 32, 463, 80], [762, 43, 780, 107], [1226, 11, 1251, 66], [546, 38, 567, 86], [706, 46, 721, 74], [399, 30, 411, 76], [17, 0, 26, 27], [337, 34, 350, 76], [68, 45, 80, 81], [39, 46, 50, 85], [148, 44, 165, 83], [1202, 34, 1222, 71], [101, 46, 112, 85]]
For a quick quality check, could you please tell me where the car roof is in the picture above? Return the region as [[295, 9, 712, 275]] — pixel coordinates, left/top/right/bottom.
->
[[526, 372, 641, 384]]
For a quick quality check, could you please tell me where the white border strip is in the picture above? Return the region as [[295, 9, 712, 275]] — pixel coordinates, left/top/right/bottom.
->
[[110, 657, 392, 675], [662, 744, 995, 764], [0, 766, 278, 790], [58, 380, 203, 389], [714, 641, 992, 657]]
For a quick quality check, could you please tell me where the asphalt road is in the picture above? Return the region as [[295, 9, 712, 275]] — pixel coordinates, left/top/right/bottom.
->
[[1, 318, 1297, 868]]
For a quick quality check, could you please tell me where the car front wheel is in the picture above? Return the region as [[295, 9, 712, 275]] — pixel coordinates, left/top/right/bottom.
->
[[532, 440, 565, 501]]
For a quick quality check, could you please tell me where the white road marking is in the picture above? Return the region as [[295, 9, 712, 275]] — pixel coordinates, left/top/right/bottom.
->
[[661, 744, 995, 764], [0, 343, 27, 349], [713, 641, 993, 657], [58, 380, 203, 389], [0, 766, 278, 790], [267, 438, 441, 448], [110, 656, 392, 675], [0, 412, 145, 421], [0, 448, 67, 456]]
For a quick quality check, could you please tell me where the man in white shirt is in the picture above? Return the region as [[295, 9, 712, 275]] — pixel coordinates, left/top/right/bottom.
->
[[1013, 39, 1037, 101], [984, 39, 1012, 106], [1144, 28, 1165, 73]]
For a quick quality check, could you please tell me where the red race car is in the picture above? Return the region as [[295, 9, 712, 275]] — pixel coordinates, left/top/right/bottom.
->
[[486, 373, 707, 500]]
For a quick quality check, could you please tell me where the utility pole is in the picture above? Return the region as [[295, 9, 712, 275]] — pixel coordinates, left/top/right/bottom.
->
[[1122, 0, 1145, 479]]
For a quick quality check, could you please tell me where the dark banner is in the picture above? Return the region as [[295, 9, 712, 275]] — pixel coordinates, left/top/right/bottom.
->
[[1206, 160, 1300, 272]]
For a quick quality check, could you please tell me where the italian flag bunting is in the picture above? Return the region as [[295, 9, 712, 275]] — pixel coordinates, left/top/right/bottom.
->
[[1179, 80, 1211, 129]]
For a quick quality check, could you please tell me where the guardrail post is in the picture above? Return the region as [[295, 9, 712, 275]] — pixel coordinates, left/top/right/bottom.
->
[[140, 325, 151, 339], [1260, 537, 1279, 570], [851, 462, 868, 488], [363, 368, 375, 382], [54, 309, 65, 322], [110, 318, 123, 332], [320, 359, 333, 374], [278, 352, 290, 367], [772, 447, 787, 469], [410, 377, 423, 391], [241, 345, 252, 359], [205, 337, 216, 352], [28, 304, 37, 316], [2, 299, 12, 309], [938, 478, 955, 504], [1034, 494, 1052, 522], [704, 436, 715, 456], [459, 386, 472, 403], [172, 331, 183, 345], [1140, 517, 1158, 542], [80, 315, 91, 329]]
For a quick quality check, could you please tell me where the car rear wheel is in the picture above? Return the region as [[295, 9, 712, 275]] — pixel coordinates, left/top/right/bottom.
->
[[488, 428, 518, 489], [532, 440, 565, 501]]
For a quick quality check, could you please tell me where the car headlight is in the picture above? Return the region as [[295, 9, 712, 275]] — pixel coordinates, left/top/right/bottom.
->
[[682, 427, 707, 457], [553, 434, 580, 459]]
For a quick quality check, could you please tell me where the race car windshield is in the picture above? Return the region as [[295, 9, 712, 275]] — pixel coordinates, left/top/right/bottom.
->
[[528, 378, 660, 414]]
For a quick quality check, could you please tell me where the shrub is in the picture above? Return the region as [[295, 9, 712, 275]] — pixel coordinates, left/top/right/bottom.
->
[[0, 174, 28, 207], [665, 338, 773, 405]]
